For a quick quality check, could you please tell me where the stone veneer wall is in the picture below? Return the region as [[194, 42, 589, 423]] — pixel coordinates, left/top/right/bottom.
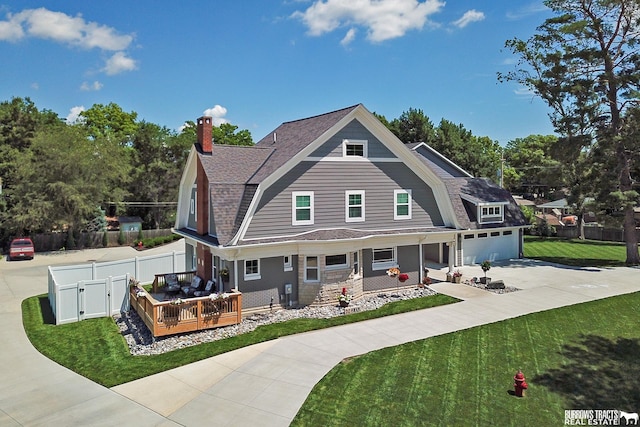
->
[[297, 252, 365, 307]]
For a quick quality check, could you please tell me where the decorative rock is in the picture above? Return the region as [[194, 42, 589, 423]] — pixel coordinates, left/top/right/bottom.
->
[[115, 287, 438, 356]]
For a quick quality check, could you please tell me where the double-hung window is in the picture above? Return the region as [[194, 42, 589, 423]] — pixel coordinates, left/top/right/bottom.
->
[[345, 190, 365, 222], [394, 189, 412, 220], [305, 256, 319, 282], [372, 247, 397, 271], [292, 191, 314, 225], [244, 259, 260, 280]]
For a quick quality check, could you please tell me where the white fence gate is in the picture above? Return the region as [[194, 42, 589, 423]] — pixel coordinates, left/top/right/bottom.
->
[[49, 251, 185, 325]]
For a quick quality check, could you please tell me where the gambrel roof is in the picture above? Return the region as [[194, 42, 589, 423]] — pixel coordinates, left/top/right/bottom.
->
[[177, 104, 526, 247]]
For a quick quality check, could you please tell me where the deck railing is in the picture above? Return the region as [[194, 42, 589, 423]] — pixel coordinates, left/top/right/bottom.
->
[[130, 285, 242, 337], [151, 270, 196, 293]]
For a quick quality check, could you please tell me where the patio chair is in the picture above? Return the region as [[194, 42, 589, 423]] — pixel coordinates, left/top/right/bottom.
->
[[165, 273, 181, 295], [194, 279, 216, 297], [181, 276, 203, 297]]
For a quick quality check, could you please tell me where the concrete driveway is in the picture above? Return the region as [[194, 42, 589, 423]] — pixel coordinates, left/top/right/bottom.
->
[[1, 244, 639, 426]]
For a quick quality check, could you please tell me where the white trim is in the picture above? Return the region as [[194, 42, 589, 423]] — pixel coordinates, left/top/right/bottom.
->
[[372, 247, 397, 271], [479, 204, 505, 224], [244, 259, 261, 281], [305, 157, 402, 162], [292, 191, 314, 225], [394, 189, 412, 220], [325, 253, 349, 270], [304, 255, 319, 282], [345, 190, 365, 223], [283, 255, 293, 272], [342, 139, 368, 158]]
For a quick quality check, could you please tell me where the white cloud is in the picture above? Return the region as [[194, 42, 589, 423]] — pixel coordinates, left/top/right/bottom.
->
[[452, 10, 485, 28], [0, 8, 137, 75], [506, 3, 549, 20], [515, 86, 535, 97], [203, 105, 228, 126], [0, 8, 133, 50], [65, 105, 85, 124], [340, 28, 356, 46], [30, 82, 39, 90], [103, 52, 137, 75], [80, 81, 103, 91], [292, 0, 445, 43]]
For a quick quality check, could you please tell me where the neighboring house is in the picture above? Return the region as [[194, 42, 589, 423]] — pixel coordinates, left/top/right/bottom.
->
[[173, 105, 527, 309], [536, 198, 571, 216]]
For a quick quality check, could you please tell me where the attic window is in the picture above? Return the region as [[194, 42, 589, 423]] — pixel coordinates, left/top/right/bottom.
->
[[343, 139, 368, 157], [479, 204, 504, 224]]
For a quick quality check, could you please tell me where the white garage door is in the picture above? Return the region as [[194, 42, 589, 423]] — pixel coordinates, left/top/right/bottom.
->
[[462, 231, 519, 265]]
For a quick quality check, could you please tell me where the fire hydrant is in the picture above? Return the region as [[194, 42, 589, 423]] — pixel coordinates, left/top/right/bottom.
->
[[513, 369, 528, 397]]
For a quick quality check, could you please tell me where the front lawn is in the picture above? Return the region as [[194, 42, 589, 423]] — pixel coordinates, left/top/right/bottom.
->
[[292, 292, 640, 427], [523, 236, 628, 267], [22, 293, 458, 387]]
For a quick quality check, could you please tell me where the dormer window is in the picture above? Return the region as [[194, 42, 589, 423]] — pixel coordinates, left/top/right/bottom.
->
[[479, 204, 505, 224], [343, 139, 368, 157]]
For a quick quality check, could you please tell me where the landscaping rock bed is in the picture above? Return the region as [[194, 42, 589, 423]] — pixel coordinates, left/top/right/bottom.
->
[[115, 286, 438, 356], [463, 279, 520, 294]]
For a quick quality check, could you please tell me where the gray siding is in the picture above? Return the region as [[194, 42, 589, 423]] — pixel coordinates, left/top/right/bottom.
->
[[238, 255, 298, 309], [246, 161, 444, 240], [362, 245, 419, 292], [309, 119, 396, 158]]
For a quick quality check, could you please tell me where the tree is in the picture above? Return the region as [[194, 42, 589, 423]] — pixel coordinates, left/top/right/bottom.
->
[[211, 122, 253, 146], [5, 124, 131, 235], [432, 119, 501, 180], [388, 108, 436, 144], [128, 121, 190, 229], [499, 0, 640, 264], [503, 135, 562, 196], [80, 102, 138, 146]]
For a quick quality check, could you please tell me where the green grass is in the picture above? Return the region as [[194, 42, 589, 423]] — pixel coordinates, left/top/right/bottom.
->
[[523, 236, 628, 267], [291, 292, 640, 427], [22, 293, 458, 387]]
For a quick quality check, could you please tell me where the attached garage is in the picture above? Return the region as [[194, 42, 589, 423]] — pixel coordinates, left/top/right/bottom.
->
[[461, 230, 519, 265]]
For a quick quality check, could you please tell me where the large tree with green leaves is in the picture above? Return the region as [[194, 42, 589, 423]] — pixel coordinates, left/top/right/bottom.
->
[[499, 0, 640, 264], [503, 135, 562, 196]]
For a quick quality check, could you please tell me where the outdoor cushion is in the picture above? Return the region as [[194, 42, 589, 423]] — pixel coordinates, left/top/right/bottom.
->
[[182, 276, 203, 297], [165, 274, 180, 292], [194, 279, 216, 297]]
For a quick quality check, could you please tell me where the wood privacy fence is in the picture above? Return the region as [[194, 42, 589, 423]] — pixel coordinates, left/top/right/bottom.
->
[[30, 229, 174, 252], [48, 250, 185, 325], [552, 225, 640, 242]]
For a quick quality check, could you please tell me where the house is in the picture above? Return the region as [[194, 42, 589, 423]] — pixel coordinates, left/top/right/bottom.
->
[[173, 105, 527, 309]]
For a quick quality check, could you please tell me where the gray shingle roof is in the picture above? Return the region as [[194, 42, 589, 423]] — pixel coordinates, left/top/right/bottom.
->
[[409, 145, 526, 229], [249, 105, 359, 184]]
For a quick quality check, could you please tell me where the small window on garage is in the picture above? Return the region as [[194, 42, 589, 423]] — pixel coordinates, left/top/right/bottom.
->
[[478, 233, 488, 238], [503, 230, 513, 235], [464, 234, 474, 239], [491, 231, 500, 237]]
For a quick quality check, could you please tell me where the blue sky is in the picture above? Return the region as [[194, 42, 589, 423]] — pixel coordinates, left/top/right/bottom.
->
[[0, 1, 555, 145]]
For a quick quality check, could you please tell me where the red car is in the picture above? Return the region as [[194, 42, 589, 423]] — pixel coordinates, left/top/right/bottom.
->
[[9, 237, 35, 261]]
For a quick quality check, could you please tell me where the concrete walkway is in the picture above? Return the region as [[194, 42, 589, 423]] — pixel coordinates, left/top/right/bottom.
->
[[1, 245, 639, 426]]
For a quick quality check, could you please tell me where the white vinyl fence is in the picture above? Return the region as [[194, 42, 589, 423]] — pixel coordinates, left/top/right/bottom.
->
[[48, 251, 185, 325]]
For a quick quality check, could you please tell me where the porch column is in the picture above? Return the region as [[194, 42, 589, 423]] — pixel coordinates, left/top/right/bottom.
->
[[447, 241, 455, 273], [419, 243, 424, 282], [233, 260, 239, 291]]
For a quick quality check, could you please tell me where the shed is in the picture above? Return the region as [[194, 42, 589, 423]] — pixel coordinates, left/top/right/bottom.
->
[[118, 216, 142, 232]]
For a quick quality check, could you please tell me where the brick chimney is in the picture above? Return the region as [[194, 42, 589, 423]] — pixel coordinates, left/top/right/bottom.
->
[[197, 116, 213, 153]]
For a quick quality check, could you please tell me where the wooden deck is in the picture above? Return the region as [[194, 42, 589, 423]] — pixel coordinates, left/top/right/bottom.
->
[[130, 284, 242, 337]]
